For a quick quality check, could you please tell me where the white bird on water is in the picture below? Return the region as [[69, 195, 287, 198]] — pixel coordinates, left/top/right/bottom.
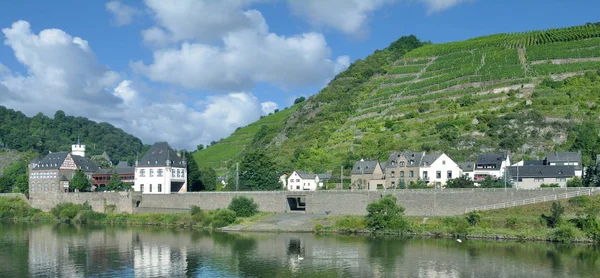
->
[[298, 255, 304, 261], [456, 239, 462, 243]]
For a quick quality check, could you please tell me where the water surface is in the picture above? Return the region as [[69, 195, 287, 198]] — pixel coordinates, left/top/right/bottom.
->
[[1, 224, 599, 277]]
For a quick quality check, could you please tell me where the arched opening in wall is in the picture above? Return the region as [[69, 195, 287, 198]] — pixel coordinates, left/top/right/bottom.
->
[[136, 201, 141, 208]]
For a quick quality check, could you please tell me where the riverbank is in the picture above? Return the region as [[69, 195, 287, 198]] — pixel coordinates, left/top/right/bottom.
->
[[2, 194, 600, 243]]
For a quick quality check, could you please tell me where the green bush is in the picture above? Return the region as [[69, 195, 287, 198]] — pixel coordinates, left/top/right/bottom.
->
[[51, 203, 86, 223], [540, 183, 560, 188], [465, 211, 481, 226], [190, 205, 204, 222], [568, 196, 592, 207], [365, 195, 408, 233], [0, 197, 40, 221], [334, 216, 366, 234], [541, 202, 564, 228], [442, 216, 470, 236], [505, 216, 520, 229], [77, 210, 107, 224], [550, 225, 577, 243], [228, 196, 258, 217], [211, 209, 237, 228]]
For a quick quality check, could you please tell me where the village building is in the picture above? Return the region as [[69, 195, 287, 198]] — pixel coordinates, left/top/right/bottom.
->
[[133, 142, 187, 194], [385, 152, 425, 188], [506, 165, 575, 189], [287, 171, 321, 191], [91, 161, 135, 188], [473, 153, 511, 181], [351, 160, 385, 190], [28, 141, 99, 194], [418, 153, 461, 187], [457, 162, 475, 179], [545, 151, 583, 177]]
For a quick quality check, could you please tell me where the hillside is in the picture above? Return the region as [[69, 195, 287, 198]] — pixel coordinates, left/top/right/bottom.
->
[[197, 23, 600, 175], [0, 106, 144, 163]]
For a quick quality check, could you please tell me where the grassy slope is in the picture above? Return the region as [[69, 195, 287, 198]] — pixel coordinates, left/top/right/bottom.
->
[[193, 105, 299, 174], [0, 151, 21, 176], [200, 23, 600, 173]]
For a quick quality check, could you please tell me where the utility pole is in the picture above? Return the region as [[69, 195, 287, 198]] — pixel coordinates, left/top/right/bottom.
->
[[235, 162, 239, 191], [340, 165, 343, 190]]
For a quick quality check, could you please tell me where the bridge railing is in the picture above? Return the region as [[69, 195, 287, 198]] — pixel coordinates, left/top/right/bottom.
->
[[465, 188, 600, 213]]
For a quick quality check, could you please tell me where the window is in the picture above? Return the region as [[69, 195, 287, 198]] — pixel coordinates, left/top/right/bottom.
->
[[157, 169, 163, 177], [158, 184, 162, 192], [31, 185, 35, 192], [140, 184, 144, 192], [465, 173, 470, 177], [423, 171, 428, 179], [44, 183, 48, 191], [296, 179, 300, 182], [534, 178, 544, 182], [296, 185, 300, 190], [400, 161, 405, 167], [391, 181, 395, 187], [38, 183, 41, 192], [436, 171, 441, 179], [177, 169, 181, 178], [172, 170, 175, 178], [442, 160, 446, 165], [447, 171, 452, 179], [409, 171, 414, 178], [556, 178, 566, 182], [400, 171, 405, 177], [139, 169, 145, 177], [409, 160, 414, 165], [391, 171, 395, 178], [51, 183, 56, 191], [150, 169, 154, 177], [149, 184, 152, 193]]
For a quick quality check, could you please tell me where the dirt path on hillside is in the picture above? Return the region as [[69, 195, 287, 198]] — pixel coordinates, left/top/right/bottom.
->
[[222, 213, 327, 233], [530, 57, 600, 65]]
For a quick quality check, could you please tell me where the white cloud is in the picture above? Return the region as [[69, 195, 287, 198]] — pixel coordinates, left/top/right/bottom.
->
[[134, 30, 349, 91], [0, 21, 270, 149], [106, 1, 140, 26], [261, 101, 278, 115], [288, 0, 472, 35], [142, 0, 267, 45], [288, 0, 396, 36]]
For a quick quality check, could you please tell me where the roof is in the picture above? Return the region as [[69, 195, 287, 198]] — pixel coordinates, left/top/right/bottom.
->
[[137, 142, 186, 168], [545, 152, 582, 170], [116, 161, 130, 168], [295, 171, 317, 179], [60, 175, 69, 181], [317, 173, 332, 179], [386, 151, 425, 168], [420, 154, 442, 167], [72, 155, 99, 172], [95, 167, 134, 175], [458, 162, 475, 172], [351, 160, 382, 175], [506, 165, 575, 178], [476, 153, 507, 168], [34, 152, 68, 169], [523, 160, 545, 166]]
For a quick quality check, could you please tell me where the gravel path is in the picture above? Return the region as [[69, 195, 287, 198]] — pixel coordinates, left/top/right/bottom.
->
[[223, 213, 327, 233]]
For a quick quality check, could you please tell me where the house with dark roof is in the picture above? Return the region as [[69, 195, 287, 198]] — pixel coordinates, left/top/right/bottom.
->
[[473, 153, 511, 181], [384, 152, 425, 188], [506, 165, 575, 189], [134, 142, 187, 194], [91, 161, 135, 188], [351, 159, 385, 190], [545, 151, 583, 177], [287, 170, 322, 191], [418, 153, 461, 187], [458, 162, 475, 178], [28, 143, 99, 194]]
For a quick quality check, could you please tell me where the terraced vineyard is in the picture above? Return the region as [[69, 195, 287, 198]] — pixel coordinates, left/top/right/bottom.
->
[[199, 23, 600, 174]]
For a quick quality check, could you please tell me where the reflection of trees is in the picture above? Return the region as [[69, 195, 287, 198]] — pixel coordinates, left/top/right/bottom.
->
[[368, 237, 407, 272], [0, 224, 30, 277]]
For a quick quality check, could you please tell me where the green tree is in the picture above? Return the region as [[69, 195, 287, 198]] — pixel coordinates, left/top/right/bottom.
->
[[13, 174, 29, 194], [567, 176, 583, 187], [365, 195, 407, 232], [293, 96, 306, 104], [71, 170, 91, 192], [542, 202, 565, 228], [196, 144, 204, 151], [445, 176, 475, 188], [228, 196, 258, 217], [106, 169, 123, 191], [92, 156, 111, 169], [199, 167, 217, 191], [186, 151, 202, 191], [237, 149, 280, 191]]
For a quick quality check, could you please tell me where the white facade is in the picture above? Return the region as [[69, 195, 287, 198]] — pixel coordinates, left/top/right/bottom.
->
[[419, 154, 461, 187], [134, 166, 187, 194], [474, 155, 511, 180], [71, 143, 85, 157], [287, 171, 321, 191]]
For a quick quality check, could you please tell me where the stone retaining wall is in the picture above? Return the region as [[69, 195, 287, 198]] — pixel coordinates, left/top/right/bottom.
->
[[29, 192, 141, 213]]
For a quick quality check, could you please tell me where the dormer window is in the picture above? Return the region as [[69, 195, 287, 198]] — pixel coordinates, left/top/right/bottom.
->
[[410, 160, 414, 165], [147, 160, 150, 165], [424, 162, 428, 166]]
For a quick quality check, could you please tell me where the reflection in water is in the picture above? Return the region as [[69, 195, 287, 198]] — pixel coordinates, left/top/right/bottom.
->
[[1, 224, 599, 277]]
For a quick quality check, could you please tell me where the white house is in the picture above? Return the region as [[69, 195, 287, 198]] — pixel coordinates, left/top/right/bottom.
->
[[418, 153, 461, 187], [287, 171, 321, 191], [134, 142, 187, 194], [473, 153, 511, 181]]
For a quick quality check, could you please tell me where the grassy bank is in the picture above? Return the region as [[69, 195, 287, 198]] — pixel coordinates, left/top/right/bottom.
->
[[313, 195, 600, 243], [0, 196, 270, 231]]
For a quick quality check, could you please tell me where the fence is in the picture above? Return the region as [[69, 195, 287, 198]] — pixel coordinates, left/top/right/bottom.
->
[[465, 188, 600, 212]]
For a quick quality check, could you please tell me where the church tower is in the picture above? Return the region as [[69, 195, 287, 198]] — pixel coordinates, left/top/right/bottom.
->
[[71, 138, 86, 157]]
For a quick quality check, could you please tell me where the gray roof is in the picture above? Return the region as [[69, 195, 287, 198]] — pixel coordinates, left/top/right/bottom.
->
[[458, 162, 475, 172], [296, 171, 317, 179], [386, 151, 425, 168], [545, 151, 582, 170], [351, 160, 382, 175], [116, 161, 130, 168], [137, 142, 186, 168], [506, 165, 575, 178], [476, 153, 507, 168], [523, 160, 545, 166], [317, 173, 332, 180], [33, 151, 98, 172], [420, 154, 442, 167]]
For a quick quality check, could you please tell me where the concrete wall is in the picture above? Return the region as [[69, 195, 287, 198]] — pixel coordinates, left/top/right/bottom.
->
[[0, 193, 28, 202], [29, 192, 141, 213], [137, 192, 289, 213]]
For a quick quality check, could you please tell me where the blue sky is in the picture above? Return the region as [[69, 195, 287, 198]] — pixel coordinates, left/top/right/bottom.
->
[[0, 0, 598, 149]]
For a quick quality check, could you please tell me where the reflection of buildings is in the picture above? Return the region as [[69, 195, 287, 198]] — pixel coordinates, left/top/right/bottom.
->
[[133, 244, 187, 277]]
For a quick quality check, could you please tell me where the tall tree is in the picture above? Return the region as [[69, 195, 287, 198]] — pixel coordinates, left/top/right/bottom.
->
[[186, 151, 202, 191], [71, 170, 91, 192], [238, 149, 280, 191], [106, 169, 123, 191], [199, 167, 217, 191]]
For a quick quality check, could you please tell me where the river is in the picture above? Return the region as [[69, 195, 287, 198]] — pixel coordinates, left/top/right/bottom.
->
[[0, 224, 599, 277]]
